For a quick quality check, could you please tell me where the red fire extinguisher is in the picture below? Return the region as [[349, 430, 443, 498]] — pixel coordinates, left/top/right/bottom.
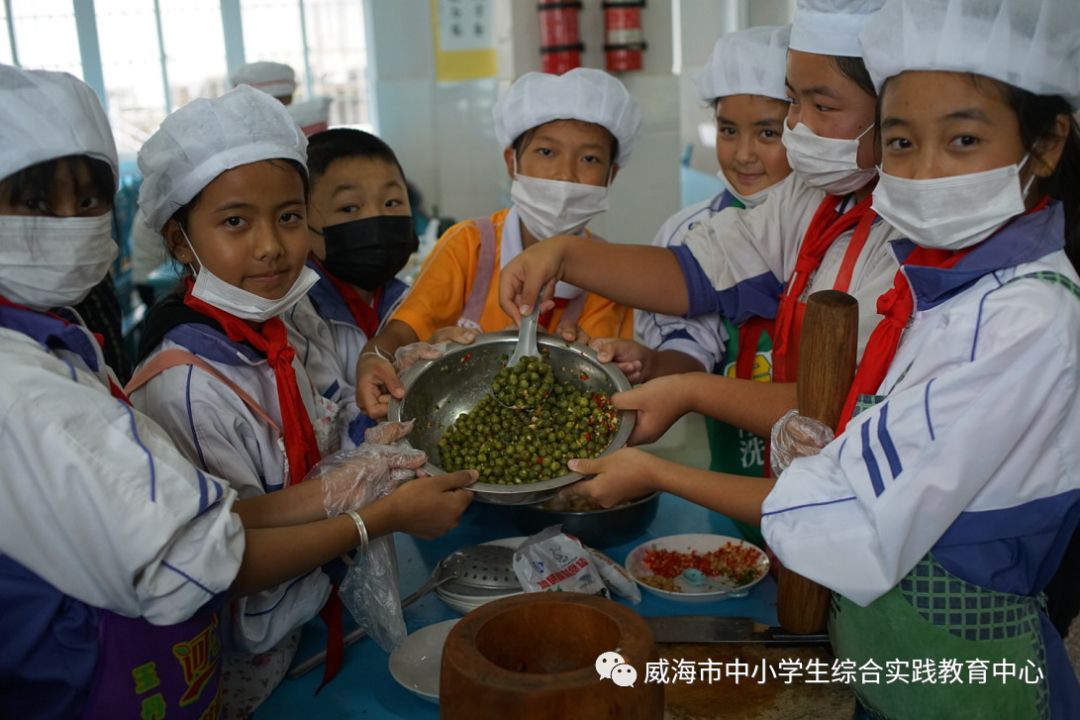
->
[[603, 0, 647, 73], [538, 1, 584, 75]]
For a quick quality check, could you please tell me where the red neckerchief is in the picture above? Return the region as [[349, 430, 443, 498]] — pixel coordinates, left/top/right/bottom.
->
[[734, 316, 773, 381], [835, 196, 1052, 434], [181, 278, 321, 486], [772, 191, 877, 383], [311, 257, 384, 337], [0, 294, 131, 404]]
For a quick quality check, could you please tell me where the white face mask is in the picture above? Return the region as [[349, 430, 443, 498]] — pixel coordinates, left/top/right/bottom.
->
[[0, 212, 118, 310], [509, 158, 610, 240], [782, 121, 877, 195], [872, 153, 1036, 251], [181, 226, 318, 322], [716, 169, 781, 209]]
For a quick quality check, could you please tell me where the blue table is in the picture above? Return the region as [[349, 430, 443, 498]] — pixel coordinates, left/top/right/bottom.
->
[[259, 494, 778, 719]]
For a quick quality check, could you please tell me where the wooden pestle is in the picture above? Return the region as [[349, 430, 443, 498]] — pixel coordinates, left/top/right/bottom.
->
[[775, 290, 859, 635]]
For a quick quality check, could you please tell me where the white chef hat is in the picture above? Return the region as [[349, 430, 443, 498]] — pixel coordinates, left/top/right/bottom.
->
[[229, 60, 296, 99], [0, 64, 118, 188], [697, 25, 791, 103], [790, 0, 887, 57], [493, 67, 642, 166], [288, 96, 332, 137], [860, 0, 1080, 108], [138, 84, 307, 232]]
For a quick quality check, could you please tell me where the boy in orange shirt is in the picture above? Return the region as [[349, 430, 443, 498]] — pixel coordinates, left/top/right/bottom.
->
[[357, 68, 640, 418]]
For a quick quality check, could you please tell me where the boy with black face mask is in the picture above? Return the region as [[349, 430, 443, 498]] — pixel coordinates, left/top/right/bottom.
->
[[302, 129, 440, 389]]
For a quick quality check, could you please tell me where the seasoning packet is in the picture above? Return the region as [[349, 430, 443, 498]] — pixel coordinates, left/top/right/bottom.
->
[[512, 525, 641, 604]]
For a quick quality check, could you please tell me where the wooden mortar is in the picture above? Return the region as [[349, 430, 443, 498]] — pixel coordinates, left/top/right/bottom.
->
[[775, 290, 858, 635], [440, 592, 664, 719]]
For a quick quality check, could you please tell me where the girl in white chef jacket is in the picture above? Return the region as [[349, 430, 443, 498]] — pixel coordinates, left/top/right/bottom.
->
[[0, 65, 474, 720], [562, 0, 1080, 717], [127, 86, 471, 715]]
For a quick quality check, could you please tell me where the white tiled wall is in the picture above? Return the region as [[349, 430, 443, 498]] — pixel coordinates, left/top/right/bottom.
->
[[364, 0, 680, 244]]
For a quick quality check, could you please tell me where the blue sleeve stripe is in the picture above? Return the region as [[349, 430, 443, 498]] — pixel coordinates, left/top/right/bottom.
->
[[671, 245, 719, 317], [242, 570, 318, 617], [924, 378, 937, 441], [659, 329, 695, 343], [185, 366, 209, 472], [761, 495, 857, 517], [970, 274, 1005, 361], [196, 470, 208, 515], [861, 419, 885, 497], [349, 414, 376, 446], [322, 379, 340, 400], [162, 561, 214, 596], [670, 246, 783, 323], [121, 402, 157, 502], [876, 403, 903, 480]]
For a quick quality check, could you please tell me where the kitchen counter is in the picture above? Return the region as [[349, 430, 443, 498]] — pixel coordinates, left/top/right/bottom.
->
[[259, 493, 852, 719]]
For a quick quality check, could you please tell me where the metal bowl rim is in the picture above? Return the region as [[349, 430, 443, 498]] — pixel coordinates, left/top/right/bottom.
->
[[387, 330, 636, 499], [524, 491, 660, 516]]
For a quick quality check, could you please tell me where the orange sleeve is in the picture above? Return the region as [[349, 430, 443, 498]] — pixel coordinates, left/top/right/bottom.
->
[[390, 221, 479, 341], [574, 292, 634, 340]]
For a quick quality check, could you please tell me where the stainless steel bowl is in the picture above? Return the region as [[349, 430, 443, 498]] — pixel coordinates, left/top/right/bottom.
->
[[387, 330, 635, 505], [514, 492, 660, 548]]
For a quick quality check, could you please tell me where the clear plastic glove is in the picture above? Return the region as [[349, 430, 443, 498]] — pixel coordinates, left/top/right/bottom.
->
[[769, 409, 834, 477], [304, 420, 428, 653], [315, 421, 428, 517], [340, 537, 404, 652], [393, 327, 479, 373]]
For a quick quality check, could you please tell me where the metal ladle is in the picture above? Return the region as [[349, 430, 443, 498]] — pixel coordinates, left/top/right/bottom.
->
[[494, 285, 551, 410]]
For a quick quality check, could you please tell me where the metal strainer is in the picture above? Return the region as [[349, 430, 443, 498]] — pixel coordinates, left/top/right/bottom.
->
[[439, 544, 520, 597]]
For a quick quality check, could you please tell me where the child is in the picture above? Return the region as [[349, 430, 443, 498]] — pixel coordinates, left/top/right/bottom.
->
[[302, 128, 421, 388], [0, 65, 473, 720], [128, 86, 470, 715], [595, 25, 792, 546], [356, 67, 639, 419], [568, 0, 1080, 715], [500, 0, 898, 449]]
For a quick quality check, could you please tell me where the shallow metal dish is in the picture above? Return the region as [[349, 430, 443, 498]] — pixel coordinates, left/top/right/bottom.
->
[[387, 330, 635, 505], [514, 492, 660, 548]]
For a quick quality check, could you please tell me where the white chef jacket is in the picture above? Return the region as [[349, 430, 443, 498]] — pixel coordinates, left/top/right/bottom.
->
[[0, 315, 244, 625], [672, 173, 901, 360], [762, 204, 1080, 608], [130, 320, 332, 653], [636, 191, 734, 371], [303, 259, 409, 390]]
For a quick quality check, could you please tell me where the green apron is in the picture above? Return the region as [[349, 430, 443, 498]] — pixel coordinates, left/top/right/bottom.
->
[[706, 316, 773, 548], [831, 554, 1049, 719]]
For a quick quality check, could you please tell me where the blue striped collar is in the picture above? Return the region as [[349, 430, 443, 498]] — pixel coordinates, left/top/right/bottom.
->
[[893, 202, 1065, 311]]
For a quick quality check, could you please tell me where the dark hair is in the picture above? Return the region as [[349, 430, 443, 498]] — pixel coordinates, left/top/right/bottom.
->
[[168, 158, 308, 229], [1, 155, 115, 209], [306, 128, 407, 185], [996, 83, 1080, 271], [831, 56, 876, 98], [511, 122, 620, 167]]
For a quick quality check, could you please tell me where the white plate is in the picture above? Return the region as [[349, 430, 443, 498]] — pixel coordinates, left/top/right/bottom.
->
[[388, 619, 460, 703], [624, 533, 769, 604], [435, 536, 527, 614]]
